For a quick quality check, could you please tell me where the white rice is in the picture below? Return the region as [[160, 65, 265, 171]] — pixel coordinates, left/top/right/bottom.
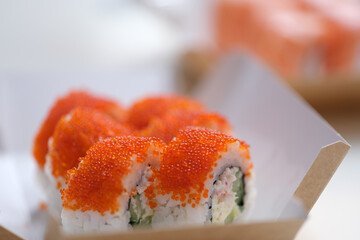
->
[[61, 209, 129, 233], [36, 112, 74, 220], [35, 137, 66, 222]]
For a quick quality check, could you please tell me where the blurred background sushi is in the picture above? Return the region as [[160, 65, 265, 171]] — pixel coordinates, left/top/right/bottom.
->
[[0, 0, 360, 239]]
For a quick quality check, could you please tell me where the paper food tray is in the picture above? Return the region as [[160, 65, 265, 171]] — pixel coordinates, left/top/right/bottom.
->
[[0, 54, 350, 240], [178, 50, 360, 111], [288, 76, 360, 110]]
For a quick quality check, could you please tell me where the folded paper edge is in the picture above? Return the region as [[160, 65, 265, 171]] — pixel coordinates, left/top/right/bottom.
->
[[0, 225, 23, 240], [294, 140, 351, 212]]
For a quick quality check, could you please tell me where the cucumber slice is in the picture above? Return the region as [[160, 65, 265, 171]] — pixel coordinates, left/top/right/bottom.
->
[[129, 193, 153, 227], [129, 194, 142, 225], [224, 204, 242, 223], [232, 169, 245, 206]]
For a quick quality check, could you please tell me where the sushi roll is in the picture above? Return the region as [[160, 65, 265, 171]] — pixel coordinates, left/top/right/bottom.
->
[[61, 136, 165, 233], [140, 109, 232, 143], [33, 90, 126, 170], [43, 107, 132, 218], [127, 95, 204, 130], [150, 127, 254, 227]]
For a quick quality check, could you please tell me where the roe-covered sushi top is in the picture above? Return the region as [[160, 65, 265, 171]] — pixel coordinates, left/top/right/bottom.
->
[[154, 127, 252, 208], [49, 107, 132, 181], [33, 91, 126, 169], [127, 95, 204, 130], [33, 91, 255, 232], [61, 136, 164, 215], [140, 109, 232, 143]]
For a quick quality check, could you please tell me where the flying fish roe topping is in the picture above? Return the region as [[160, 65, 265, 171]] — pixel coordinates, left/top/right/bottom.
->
[[156, 127, 250, 208], [144, 173, 158, 209], [127, 95, 204, 130], [49, 107, 132, 181], [39, 201, 47, 211], [33, 90, 126, 169], [141, 109, 232, 143], [61, 136, 164, 215]]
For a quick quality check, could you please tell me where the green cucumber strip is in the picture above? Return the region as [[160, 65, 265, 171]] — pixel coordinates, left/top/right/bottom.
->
[[232, 169, 245, 207], [129, 194, 141, 225], [223, 168, 245, 223], [224, 204, 242, 224], [129, 193, 153, 226]]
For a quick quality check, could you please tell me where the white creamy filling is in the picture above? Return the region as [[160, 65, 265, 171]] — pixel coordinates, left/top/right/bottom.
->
[[129, 166, 154, 225], [211, 167, 241, 224]]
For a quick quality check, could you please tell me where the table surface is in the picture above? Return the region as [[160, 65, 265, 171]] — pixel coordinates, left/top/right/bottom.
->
[[295, 109, 360, 240]]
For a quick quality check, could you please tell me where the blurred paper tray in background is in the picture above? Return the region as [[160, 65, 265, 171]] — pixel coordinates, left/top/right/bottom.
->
[[289, 75, 360, 111], [177, 49, 360, 112]]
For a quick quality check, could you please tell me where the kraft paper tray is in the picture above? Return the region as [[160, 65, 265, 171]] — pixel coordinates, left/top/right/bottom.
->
[[0, 54, 351, 240], [43, 142, 348, 240], [289, 75, 360, 110]]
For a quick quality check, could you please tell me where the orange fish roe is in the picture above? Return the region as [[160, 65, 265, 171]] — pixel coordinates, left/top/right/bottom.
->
[[39, 201, 48, 211], [141, 109, 232, 143], [127, 95, 204, 130], [33, 91, 126, 169], [156, 127, 250, 208], [48, 107, 132, 181], [61, 136, 164, 215], [144, 173, 158, 209]]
